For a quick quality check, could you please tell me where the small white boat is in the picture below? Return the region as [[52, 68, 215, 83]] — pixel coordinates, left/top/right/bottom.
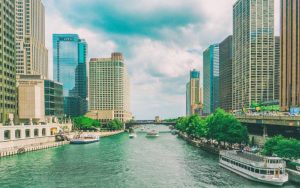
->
[[70, 134, 99, 144], [146, 130, 159, 137], [219, 150, 288, 186], [296, 166, 300, 171], [129, 133, 137, 138]]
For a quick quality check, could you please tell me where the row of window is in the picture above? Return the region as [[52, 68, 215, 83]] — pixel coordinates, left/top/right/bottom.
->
[[3, 128, 52, 140]]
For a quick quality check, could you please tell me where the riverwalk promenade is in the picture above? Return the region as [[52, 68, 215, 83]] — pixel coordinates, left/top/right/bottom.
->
[[0, 130, 124, 158]]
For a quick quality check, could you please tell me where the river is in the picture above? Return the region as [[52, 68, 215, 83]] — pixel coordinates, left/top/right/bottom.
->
[[0, 125, 298, 188]]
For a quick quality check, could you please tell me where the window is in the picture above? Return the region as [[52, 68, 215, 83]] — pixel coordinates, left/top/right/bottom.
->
[[25, 129, 30, 138], [4, 130, 10, 140], [34, 129, 39, 137], [15, 129, 21, 139], [42, 128, 46, 136]]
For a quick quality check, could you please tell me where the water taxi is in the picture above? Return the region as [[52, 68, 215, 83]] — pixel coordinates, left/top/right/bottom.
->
[[219, 150, 288, 186], [70, 134, 100, 144], [146, 130, 159, 137]]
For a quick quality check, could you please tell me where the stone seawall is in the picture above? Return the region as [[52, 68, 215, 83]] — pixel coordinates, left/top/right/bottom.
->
[[178, 132, 220, 155], [0, 141, 69, 158]]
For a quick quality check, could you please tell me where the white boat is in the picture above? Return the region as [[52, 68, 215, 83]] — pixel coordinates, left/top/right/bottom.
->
[[296, 166, 300, 171], [70, 134, 99, 144], [219, 150, 288, 186], [129, 133, 137, 138], [146, 130, 159, 137]]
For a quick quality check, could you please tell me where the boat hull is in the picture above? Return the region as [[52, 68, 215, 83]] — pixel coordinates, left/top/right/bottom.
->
[[70, 139, 99, 144], [219, 163, 287, 186]]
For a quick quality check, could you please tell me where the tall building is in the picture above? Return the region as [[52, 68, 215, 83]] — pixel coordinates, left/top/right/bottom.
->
[[280, 0, 300, 111], [15, 0, 48, 78], [186, 69, 202, 116], [53, 34, 88, 117], [203, 44, 219, 115], [0, 0, 17, 123], [219, 36, 233, 112], [233, 0, 276, 111], [87, 53, 132, 123], [275, 36, 280, 102]]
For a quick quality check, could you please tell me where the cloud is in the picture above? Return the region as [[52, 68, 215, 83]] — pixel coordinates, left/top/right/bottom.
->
[[43, 0, 281, 119]]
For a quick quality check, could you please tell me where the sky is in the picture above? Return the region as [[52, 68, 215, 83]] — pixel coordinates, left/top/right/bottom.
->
[[42, 0, 280, 120]]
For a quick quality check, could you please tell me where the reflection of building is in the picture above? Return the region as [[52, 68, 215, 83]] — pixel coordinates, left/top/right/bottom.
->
[[186, 69, 202, 116], [15, 0, 48, 78], [88, 53, 132, 122], [233, 0, 276, 111], [0, 1, 17, 123], [203, 44, 219, 115], [53, 34, 88, 116], [219, 36, 233, 112], [17, 75, 64, 123], [280, 0, 300, 111]]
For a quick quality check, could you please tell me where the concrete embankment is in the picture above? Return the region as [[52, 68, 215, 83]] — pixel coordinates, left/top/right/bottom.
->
[[0, 141, 69, 158], [286, 168, 300, 184], [178, 132, 219, 155]]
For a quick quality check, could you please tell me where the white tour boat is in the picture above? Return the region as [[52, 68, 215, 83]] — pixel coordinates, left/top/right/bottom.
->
[[70, 134, 100, 144], [219, 150, 288, 186], [146, 130, 159, 137]]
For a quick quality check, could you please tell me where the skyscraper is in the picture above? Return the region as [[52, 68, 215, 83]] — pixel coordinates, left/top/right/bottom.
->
[[87, 53, 132, 122], [15, 0, 48, 78], [280, 0, 300, 111], [186, 70, 202, 116], [0, 0, 17, 123], [53, 34, 88, 116], [275, 36, 280, 102], [219, 36, 233, 112], [233, 0, 276, 111], [203, 44, 219, 115]]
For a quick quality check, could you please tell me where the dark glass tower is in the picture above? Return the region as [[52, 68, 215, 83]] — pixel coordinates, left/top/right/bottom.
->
[[53, 34, 88, 117]]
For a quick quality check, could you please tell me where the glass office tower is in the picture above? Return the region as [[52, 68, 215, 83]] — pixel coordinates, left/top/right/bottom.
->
[[203, 44, 220, 115], [53, 34, 88, 117]]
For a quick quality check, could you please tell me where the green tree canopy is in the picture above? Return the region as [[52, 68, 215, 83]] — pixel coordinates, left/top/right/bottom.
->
[[107, 119, 123, 130], [73, 116, 101, 130], [263, 136, 300, 159]]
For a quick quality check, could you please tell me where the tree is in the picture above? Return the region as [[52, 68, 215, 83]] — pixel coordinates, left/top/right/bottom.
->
[[73, 116, 101, 130], [206, 108, 249, 145], [107, 119, 123, 130], [262, 136, 300, 159]]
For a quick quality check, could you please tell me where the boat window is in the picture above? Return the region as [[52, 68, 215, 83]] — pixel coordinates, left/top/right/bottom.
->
[[260, 170, 267, 174], [270, 170, 274, 175], [255, 169, 259, 173]]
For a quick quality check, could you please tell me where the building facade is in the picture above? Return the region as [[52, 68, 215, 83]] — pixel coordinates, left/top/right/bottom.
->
[[186, 69, 202, 116], [15, 0, 48, 78], [17, 75, 64, 122], [280, 0, 300, 111], [203, 44, 219, 115], [44, 80, 63, 119], [275, 36, 280, 102], [219, 36, 233, 112], [53, 34, 88, 117], [0, 0, 17, 123], [233, 0, 276, 111], [17, 75, 45, 123], [88, 53, 132, 123]]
